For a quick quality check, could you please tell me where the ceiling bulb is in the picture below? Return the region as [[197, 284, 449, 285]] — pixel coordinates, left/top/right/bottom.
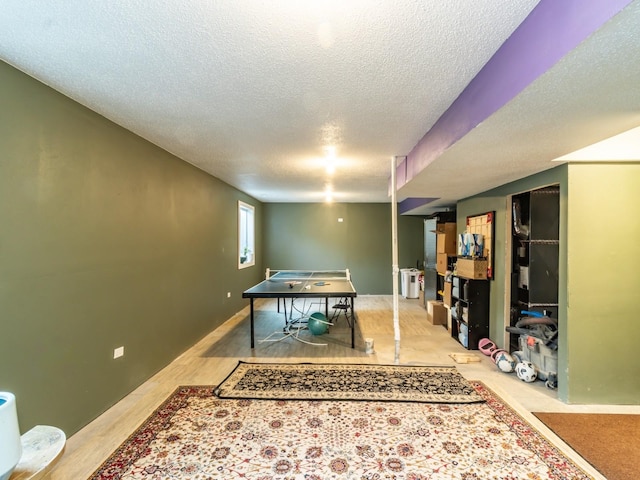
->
[[323, 145, 337, 174], [324, 184, 333, 202], [326, 161, 336, 175], [323, 145, 336, 157]]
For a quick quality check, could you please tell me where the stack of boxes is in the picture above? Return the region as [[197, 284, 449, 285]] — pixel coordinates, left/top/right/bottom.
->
[[427, 223, 456, 328], [436, 223, 457, 274]]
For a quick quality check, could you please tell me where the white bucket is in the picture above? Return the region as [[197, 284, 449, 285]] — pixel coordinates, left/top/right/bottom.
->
[[0, 392, 22, 480], [364, 338, 374, 354]]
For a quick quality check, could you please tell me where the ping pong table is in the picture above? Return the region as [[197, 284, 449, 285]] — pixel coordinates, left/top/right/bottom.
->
[[242, 269, 357, 348]]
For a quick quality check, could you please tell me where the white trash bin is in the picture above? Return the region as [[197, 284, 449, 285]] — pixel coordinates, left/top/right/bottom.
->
[[401, 268, 420, 299], [400, 268, 409, 297]]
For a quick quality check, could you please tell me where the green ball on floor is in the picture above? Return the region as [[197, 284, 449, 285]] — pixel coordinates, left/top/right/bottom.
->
[[308, 312, 329, 335]]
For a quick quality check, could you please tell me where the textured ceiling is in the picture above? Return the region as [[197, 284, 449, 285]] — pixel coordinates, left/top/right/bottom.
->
[[1, 1, 639, 212], [399, 0, 640, 212]]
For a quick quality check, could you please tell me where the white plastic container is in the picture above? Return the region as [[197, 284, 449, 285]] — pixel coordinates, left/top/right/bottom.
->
[[400, 269, 420, 299], [0, 392, 22, 480], [517, 335, 558, 381]]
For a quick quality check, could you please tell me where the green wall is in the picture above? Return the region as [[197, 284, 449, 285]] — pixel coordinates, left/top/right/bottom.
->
[[456, 166, 568, 351], [0, 59, 424, 438], [459, 163, 640, 404], [0, 61, 263, 435], [263, 203, 424, 294], [5, 54, 635, 441], [566, 163, 640, 403], [457, 167, 568, 396]]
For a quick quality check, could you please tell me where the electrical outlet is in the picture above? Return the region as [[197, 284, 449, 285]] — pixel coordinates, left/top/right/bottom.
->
[[227, 292, 231, 298], [113, 346, 124, 359]]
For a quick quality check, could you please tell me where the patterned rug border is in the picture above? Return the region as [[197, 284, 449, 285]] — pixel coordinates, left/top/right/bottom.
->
[[89, 385, 214, 480], [470, 382, 597, 480], [213, 360, 485, 404], [89, 381, 597, 480]]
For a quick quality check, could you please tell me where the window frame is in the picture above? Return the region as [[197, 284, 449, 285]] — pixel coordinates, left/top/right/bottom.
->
[[238, 201, 255, 269]]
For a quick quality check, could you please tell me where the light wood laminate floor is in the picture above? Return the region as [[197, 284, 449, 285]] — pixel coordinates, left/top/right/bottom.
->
[[47, 295, 639, 479]]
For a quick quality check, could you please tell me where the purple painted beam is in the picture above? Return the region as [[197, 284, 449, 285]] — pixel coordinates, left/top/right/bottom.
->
[[399, 197, 439, 214], [399, 0, 633, 188]]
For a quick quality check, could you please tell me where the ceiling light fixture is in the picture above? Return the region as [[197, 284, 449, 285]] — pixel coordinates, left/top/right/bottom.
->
[[325, 159, 336, 175], [324, 185, 333, 203], [323, 145, 337, 174], [323, 145, 336, 157]]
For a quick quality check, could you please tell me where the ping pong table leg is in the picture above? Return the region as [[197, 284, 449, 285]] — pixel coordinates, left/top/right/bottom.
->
[[250, 298, 255, 348], [350, 297, 355, 349]]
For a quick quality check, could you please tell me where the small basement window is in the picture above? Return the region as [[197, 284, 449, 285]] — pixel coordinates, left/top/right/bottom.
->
[[238, 201, 255, 269]]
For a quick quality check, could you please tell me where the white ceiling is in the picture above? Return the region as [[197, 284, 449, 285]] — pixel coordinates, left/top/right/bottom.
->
[[1, 1, 639, 214], [553, 126, 640, 162]]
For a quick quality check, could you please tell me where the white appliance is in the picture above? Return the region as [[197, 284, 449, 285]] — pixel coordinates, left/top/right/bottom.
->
[[0, 392, 22, 480]]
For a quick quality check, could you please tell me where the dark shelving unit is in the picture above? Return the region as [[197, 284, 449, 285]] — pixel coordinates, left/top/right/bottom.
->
[[450, 276, 490, 350], [510, 186, 559, 351]]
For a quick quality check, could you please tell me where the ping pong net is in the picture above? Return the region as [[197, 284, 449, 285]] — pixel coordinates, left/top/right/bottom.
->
[[265, 269, 351, 283]]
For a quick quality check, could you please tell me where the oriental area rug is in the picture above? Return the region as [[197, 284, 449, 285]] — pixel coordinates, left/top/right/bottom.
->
[[214, 362, 483, 403], [90, 364, 596, 480]]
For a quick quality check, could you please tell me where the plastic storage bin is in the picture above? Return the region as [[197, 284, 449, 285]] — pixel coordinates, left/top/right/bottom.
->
[[400, 269, 420, 298], [517, 334, 558, 381], [458, 321, 469, 348]]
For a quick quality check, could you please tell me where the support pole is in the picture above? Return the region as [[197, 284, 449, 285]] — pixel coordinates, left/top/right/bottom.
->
[[391, 156, 400, 363]]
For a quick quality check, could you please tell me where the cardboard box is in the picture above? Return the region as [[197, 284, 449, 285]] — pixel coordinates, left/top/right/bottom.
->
[[436, 231, 457, 254], [436, 252, 449, 274], [436, 222, 456, 234], [456, 258, 488, 280], [426, 300, 447, 326], [443, 282, 452, 307]]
